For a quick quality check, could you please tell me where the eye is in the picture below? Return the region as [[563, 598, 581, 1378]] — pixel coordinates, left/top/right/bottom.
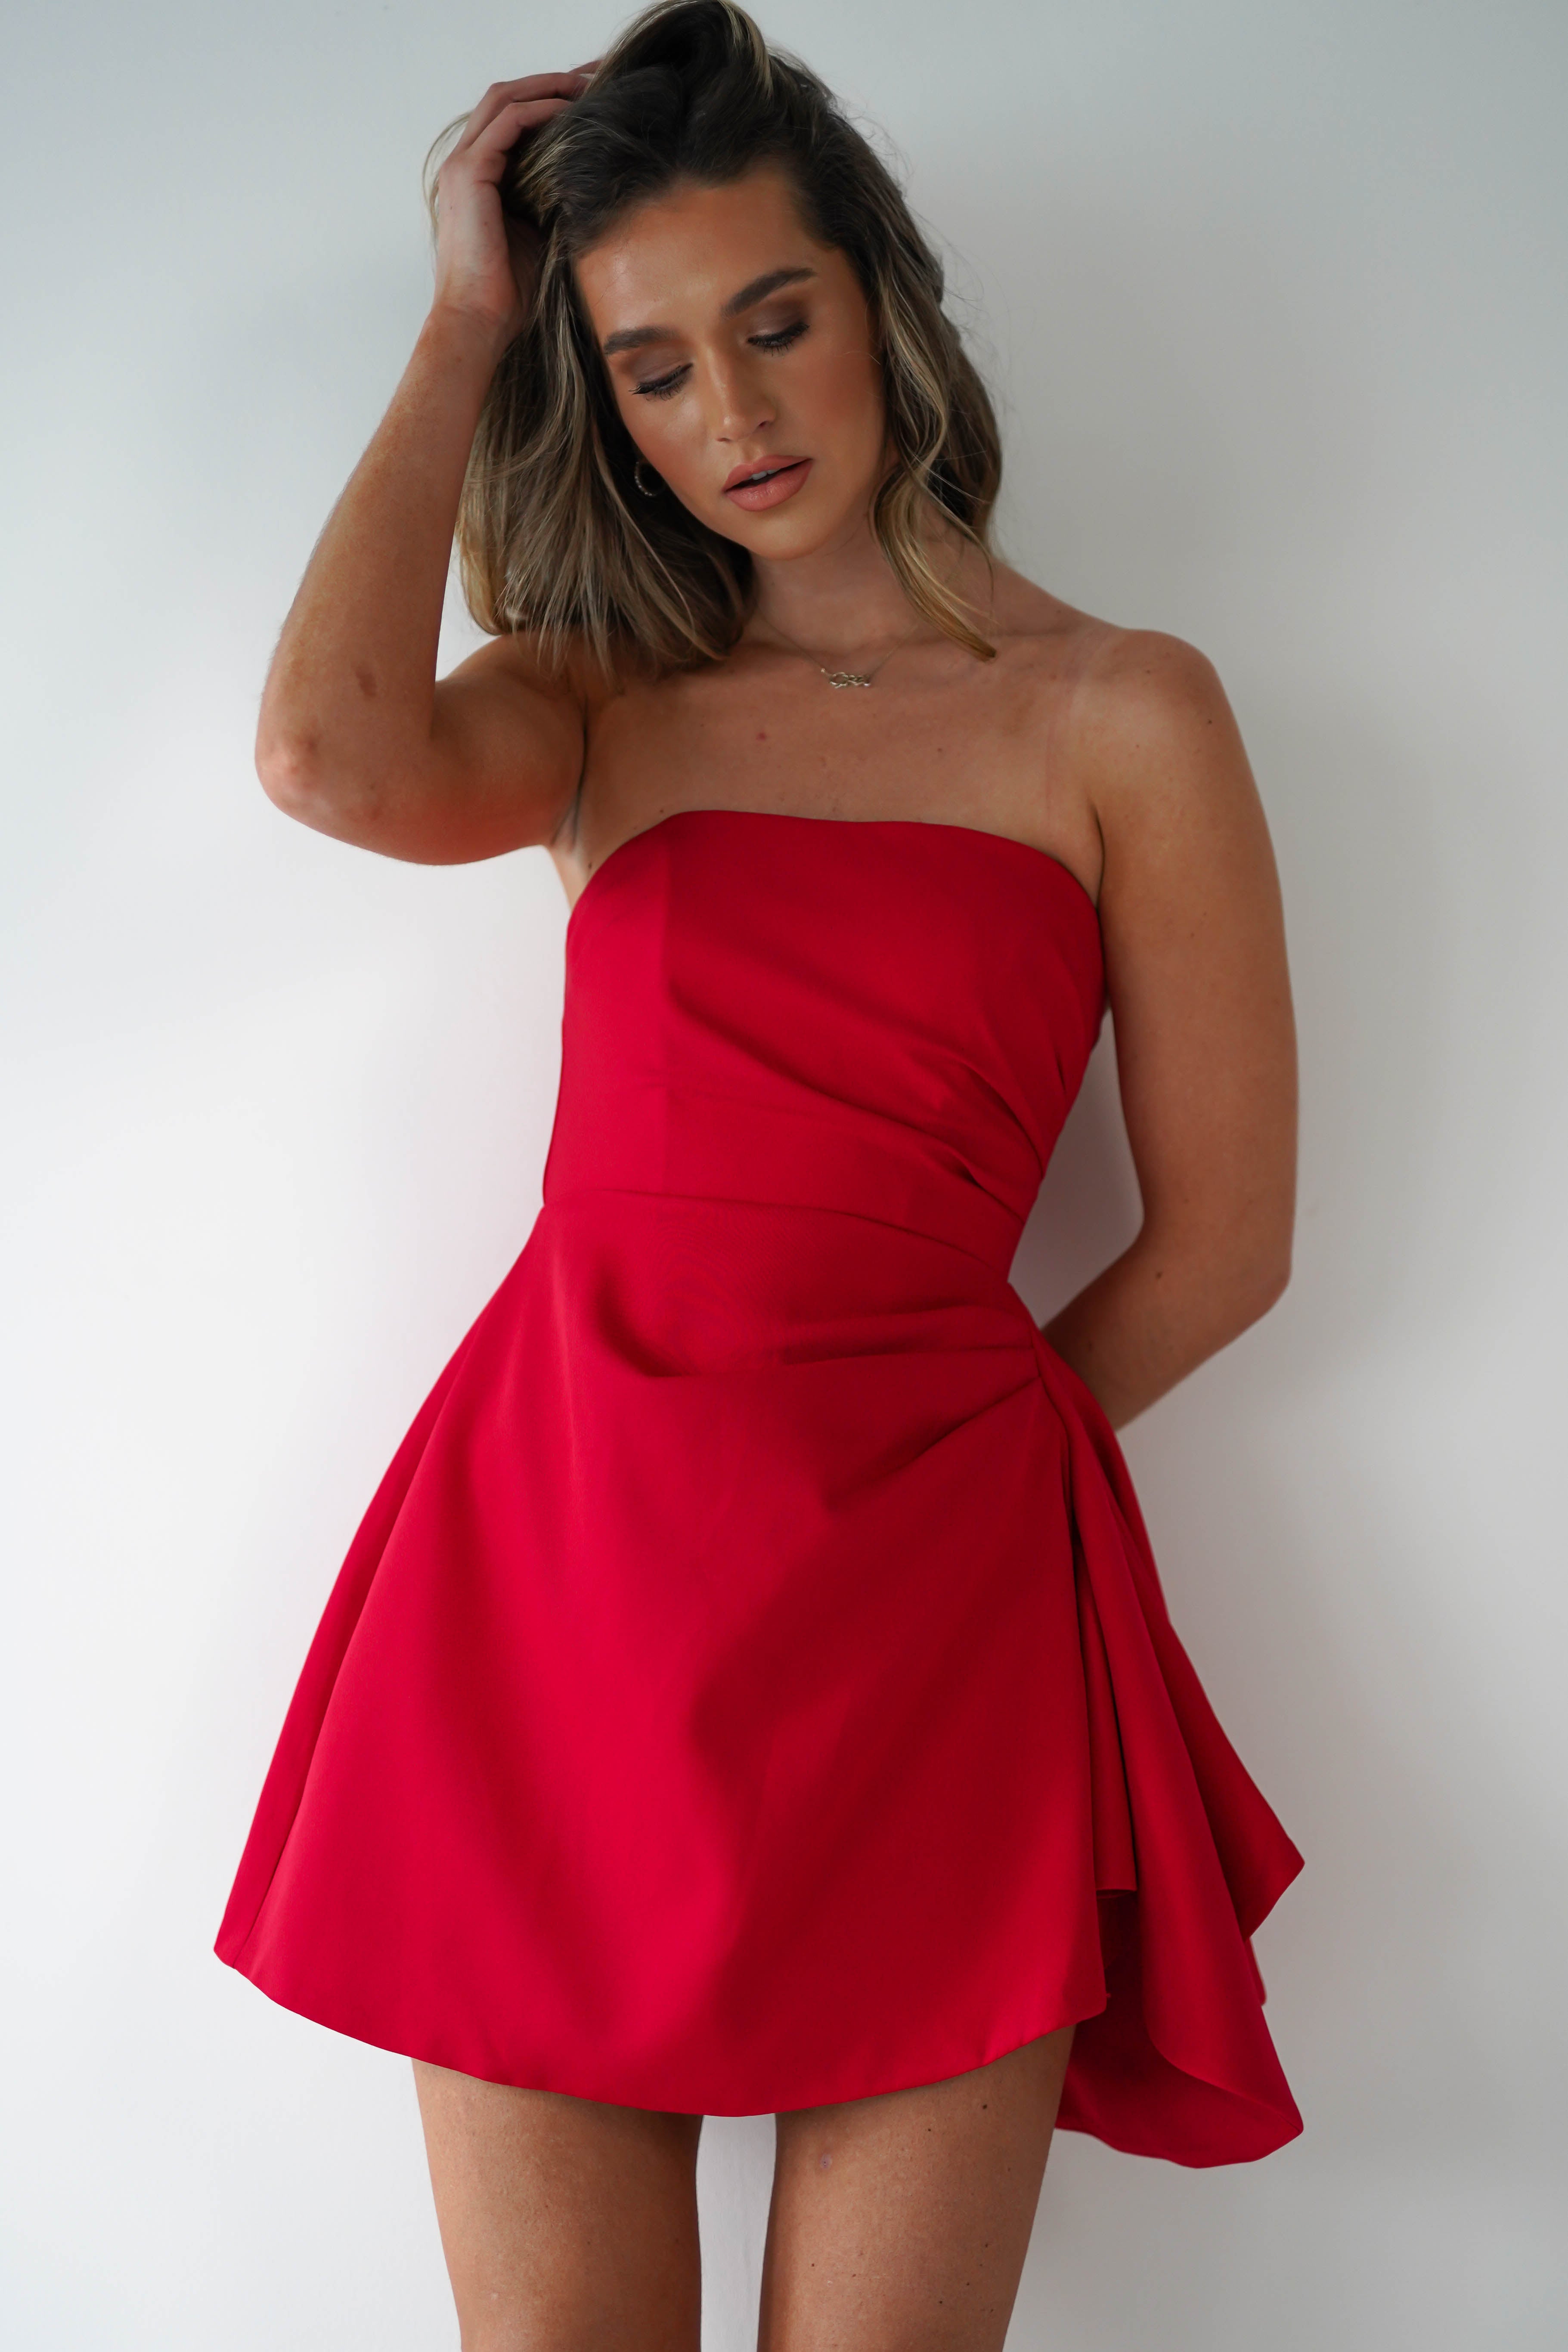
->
[[630, 316, 807, 400], [633, 363, 690, 401], [751, 319, 807, 354]]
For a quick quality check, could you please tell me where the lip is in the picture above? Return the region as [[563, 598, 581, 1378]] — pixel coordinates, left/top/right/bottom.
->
[[721, 457, 812, 511]]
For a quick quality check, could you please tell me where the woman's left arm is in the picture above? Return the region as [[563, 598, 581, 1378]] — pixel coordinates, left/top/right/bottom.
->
[[1041, 631, 1298, 1431]]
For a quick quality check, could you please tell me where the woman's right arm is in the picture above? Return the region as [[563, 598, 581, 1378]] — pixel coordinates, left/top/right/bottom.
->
[[255, 73, 592, 866]]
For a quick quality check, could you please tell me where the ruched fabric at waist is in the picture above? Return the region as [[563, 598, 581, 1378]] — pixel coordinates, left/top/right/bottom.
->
[[542, 1085, 1031, 1277]]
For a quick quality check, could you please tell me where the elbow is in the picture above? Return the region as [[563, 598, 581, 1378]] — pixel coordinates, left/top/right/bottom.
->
[[1227, 1230, 1293, 1336], [254, 730, 370, 833], [255, 730, 322, 821], [1142, 1215, 1292, 1349]]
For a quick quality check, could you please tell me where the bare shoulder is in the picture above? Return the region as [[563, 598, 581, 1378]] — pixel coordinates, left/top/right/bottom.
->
[[992, 571, 1234, 774], [1066, 623, 1244, 809], [1073, 625, 1274, 935], [1095, 669, 1285, 1041], [994, 570, 1265, 877]]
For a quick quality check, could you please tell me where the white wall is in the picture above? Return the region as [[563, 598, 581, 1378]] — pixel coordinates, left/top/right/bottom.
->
[[2, 2, 1564, 2344]]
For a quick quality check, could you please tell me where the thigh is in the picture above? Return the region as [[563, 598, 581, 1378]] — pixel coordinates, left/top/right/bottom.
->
[[758, 2026, 1075, 2352], [412, 2059, 704, 2351]]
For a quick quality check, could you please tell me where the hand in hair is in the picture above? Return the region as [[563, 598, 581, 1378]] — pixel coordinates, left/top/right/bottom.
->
[[428, 69, 596, 353]]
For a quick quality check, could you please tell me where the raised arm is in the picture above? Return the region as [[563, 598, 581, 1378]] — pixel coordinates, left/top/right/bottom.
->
[[255, 74, 593, 865], [1043, 632, 1298, 1429]]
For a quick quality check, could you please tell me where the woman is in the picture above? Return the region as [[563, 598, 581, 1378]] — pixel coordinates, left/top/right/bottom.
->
[[217, 4, 1304, 2342]]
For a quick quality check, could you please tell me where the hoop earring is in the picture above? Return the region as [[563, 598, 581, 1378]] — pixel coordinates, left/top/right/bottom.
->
[[632, 456, 663, 499]]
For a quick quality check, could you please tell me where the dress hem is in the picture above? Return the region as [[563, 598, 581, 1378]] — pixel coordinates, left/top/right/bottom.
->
[[214, 1935, 1302, 2164]]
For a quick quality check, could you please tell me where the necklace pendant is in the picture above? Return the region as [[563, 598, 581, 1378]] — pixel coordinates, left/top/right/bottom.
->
[[822, 669, 874, 689]]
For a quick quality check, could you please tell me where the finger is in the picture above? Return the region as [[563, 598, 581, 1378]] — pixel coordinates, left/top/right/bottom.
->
[[446, 95, 574, 173], [485, 95, 575, 143], [490, 70, 595, 97], [449, 74, 591, 153]]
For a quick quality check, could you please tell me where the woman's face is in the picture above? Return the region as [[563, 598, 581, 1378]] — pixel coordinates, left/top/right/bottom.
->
[[574, 162, 887, 562]]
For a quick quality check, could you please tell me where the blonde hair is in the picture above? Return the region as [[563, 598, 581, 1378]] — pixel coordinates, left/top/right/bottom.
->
[[424, 0, 1002, 679]]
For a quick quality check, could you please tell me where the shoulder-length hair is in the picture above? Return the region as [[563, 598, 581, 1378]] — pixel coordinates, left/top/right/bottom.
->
[[424, 0, 1002, 679]]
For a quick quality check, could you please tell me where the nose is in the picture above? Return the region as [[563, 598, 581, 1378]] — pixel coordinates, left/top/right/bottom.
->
[[706, 348, 775, 444]]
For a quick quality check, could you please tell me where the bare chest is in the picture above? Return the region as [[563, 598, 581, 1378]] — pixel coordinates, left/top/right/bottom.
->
[[552, 641, 1103, 913]]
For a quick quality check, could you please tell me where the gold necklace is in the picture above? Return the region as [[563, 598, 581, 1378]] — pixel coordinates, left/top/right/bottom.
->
[[754, 611, 925, 689]]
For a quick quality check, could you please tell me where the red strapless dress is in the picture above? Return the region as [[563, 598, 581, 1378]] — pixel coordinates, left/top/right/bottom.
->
[[216, 807, 1303, 2164]]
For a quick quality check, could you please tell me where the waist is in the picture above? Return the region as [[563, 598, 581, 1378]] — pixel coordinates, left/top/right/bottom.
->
[[542, 1088, 1030, 1277]]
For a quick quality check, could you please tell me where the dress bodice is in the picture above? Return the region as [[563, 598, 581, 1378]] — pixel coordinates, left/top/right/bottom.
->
[[543, 807, 1106, 1277]]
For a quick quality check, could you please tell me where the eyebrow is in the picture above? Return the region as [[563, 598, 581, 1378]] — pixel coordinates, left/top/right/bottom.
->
[[600, 265, 817, 356]]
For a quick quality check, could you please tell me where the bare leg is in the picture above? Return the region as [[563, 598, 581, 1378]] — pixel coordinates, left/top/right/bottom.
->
[[758, 2024, 1075, 2352], [412, 2059, 704, 2351]]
